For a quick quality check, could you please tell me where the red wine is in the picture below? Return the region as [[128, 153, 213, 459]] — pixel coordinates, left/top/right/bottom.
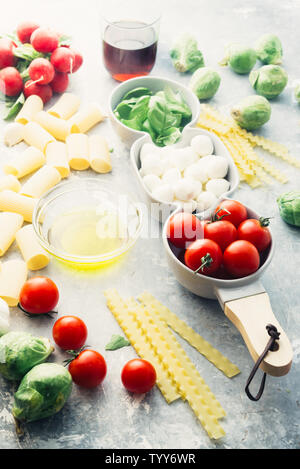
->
[[103, 21, 158, 82]]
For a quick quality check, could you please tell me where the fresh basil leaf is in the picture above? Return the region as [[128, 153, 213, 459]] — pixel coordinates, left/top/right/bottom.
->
[[148, 96, 180, 135], [120, 115, 143, 131], [156, 127, 181, 146], [13, 44, 43, 61], [115, 98, 138, 119], [105, 334, 130, 351], [142, 118, 157, 142], [129, 95, 150, 121], [122, 87, 152, 100], [3, 93, 25, 120]]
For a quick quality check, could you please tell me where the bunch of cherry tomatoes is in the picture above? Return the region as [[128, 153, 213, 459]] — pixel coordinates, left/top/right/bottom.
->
[[167, 199, 272, 279], [18, 276, 156, 394], [0, 21, 83, 104]]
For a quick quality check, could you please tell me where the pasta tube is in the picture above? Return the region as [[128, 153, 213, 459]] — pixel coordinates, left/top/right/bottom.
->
[[20, 166, 61, 198], [48, 93, 80, 119], [89, 135, 112, 173], [0, 190, 37, 222], [3, 146, 45, 179], [0, 212, 24, 256], [66, 133, 89, 170], [69, 103, 105, 133], [23, 122, 55, 153], [35, 111, 70, 141], [0, 259, 28, 307], [45, 141, 70, 178], [16, 224, 50, 270], [15, 95, 43, 124], [0, 175, 21, 193]]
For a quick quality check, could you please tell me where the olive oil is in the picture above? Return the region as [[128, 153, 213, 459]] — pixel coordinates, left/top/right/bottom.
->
[[48, 207, 126, 257]]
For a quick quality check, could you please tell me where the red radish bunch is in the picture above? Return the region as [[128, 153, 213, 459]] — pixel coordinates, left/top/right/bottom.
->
[[0, 21, 83, 117]]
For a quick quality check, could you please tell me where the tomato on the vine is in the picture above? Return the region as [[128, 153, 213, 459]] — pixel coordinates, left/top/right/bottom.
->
[[238, 217, 272, 252], [19, 276, 59, 315], [184, 238, 223, 275], [68, 349, 107, 388], [214, 200, 248, 228], [223, 240, 260, 278], [121, 359, 156, 393], [52, 315, 88, 350]]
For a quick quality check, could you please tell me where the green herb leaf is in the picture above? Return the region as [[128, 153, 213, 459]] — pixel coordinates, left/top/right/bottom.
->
[[3, 93, 25, 120], [13, 44, 44, 61], [105, 334, 130, 351], [58, 35, 72, 46], [122, 87, 152, 100]]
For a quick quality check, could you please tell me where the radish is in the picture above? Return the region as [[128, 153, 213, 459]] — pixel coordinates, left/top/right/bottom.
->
[[28, 58, 55, 84], [70, 49, 83, 72], [0, 38, 15, 69], [50, 71, 69, 93], [24, 80, 52, 103], [51, 47, 75, 73], [0, 67, 23, 96], [16, 21, 40, 43], [30, 27, 59, 53]]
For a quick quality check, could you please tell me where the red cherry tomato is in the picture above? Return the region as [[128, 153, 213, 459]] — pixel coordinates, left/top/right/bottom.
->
[[238, 217, 272, 252], [19, 276, 59, 314], [121, 359, 156, 393], [167, 212, 203, 249], [52, 316, 88, 350], [68, 350, 107, 388], [223, 240, 260, 278], [203, 219, 237, 251], [214, 200, 248, 228], [184, 238, 223, 275]]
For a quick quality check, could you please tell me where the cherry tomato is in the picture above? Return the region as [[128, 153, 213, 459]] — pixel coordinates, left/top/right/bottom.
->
[[68, 349, 107, 388], [214, 200, 248, 228], [223, 240, 260, 278], [19, 276, 59, 314], [184, 238, 223, 275], [52, 316, 88, 350], [167, 212, 203, 249], [238, 217, 272, 252], [121, 359, 156, 393], [203, 220, 237, 251]]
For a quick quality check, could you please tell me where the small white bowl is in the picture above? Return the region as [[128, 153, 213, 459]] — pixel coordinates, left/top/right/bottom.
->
[[108, 76, 200, 147], [130, 126, 240, 223]]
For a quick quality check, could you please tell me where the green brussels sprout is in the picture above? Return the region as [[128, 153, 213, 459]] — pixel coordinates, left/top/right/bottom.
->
[[231, 95, 271, 130], [0, 331, 53, 381], [277, 191, 300, 227], [294, 83, 300, 103], [255, 34, 283, 65], [220, 43, 257, 74], [12, 363, 72, 423], [170, 34, 205, 73], [249, 65, 288, 99], [189, 67, 221, 100]]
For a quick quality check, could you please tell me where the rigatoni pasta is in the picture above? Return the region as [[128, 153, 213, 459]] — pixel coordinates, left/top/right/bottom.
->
[[3, 122, 24, 147], [69, 103, 105, 133], [23, 122, 55, 153], [0, 259, 28, 306], [89, 135, 112, 173], [3, 146, 45, 179], [48, 93, 80, 119], [15, 95, 43, 125], [45, 141, 70, 178], [66, 133, 89, 170], [0, 175, 21, 193], [0, 190, 37, 222], [16, 224, 50, 270], [20, 166, 62, 199], [35, 111, 70, 141], [0, 212, 24, 256]]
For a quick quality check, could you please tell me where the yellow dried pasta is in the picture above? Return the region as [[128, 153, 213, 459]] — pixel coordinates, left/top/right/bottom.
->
[[126, 297, 225, 439], [104, 289, 180, 404], [138, 292, 240, 378]]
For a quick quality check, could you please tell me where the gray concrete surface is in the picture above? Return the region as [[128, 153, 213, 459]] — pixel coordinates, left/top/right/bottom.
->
[[0, 0, 299, 449]]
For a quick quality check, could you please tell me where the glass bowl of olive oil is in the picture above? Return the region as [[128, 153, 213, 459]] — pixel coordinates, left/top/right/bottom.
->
[[32, 178, 143, 266]]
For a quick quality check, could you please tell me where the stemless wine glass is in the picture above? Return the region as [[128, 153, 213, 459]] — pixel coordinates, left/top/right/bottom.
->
[[102, 1, 161, 82]]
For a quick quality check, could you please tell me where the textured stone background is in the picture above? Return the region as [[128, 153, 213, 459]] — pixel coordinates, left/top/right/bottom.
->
[[0, 0, 299, 449]]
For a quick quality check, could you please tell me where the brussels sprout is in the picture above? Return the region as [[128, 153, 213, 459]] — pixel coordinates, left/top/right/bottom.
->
[[294, 83, 300, 103], [0, 331, 53, 381], [170, 34, 204, 73], [255, 34, 283, 65], [231, 95, 271, 130], [189, 67, 221, 100], [220, 43, 256, 74], [277, 191, 300, 227], [249, 65, 288, 99], [12, 363, 72, 423]]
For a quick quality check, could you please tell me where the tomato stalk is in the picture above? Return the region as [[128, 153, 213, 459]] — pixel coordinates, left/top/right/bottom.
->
[[194, 253, 213, 274], [63, 345, 90, 366], [258, 216, 272, 227], [17, 302, 58, 318]]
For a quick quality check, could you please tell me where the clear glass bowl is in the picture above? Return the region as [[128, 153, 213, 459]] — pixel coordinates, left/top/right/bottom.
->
[[32, 178, 143, 266]]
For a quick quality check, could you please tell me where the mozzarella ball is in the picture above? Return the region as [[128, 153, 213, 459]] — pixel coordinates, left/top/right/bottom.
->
[[143, 174, 162, 192], [173, 147, 198, 171], [184, 162, 208, 183], [152, 184, 174, 203], [174, 178, 199, 201], [162, 167, 182, 186], [141, 153, 163, 177], [206, 178, 230, 197], [196, 191, 218, 211], [206, 155, 229, 179], [140, 143, 160, 163], [190, 135, 214, 157]]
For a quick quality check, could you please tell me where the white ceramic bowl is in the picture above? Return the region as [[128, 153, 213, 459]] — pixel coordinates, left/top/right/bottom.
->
[[131, 126, 240, 223], [108, 75, 200, 147]]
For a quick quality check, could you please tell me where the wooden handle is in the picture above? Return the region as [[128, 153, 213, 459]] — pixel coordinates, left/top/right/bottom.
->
[[224, 292, 292, 377]]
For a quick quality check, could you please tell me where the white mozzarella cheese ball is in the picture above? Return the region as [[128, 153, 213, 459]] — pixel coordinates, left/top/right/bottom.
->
[[190, 135, 214, 156], [174, 178, 199, 201], [141, 153, 163, 177], [140, 143, 161, 163], [206, 178, 230, 197], [0, 298, 10, 336], [162, 167, 182, 186], [173, 147, 198, 171], [143, 174, 162, 192], [196, 191, 218, 211], [206, 155, 229, 179], [152, 184, 174, 203], [174, 199, 198, 213], [184, 162, 208, 183]]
